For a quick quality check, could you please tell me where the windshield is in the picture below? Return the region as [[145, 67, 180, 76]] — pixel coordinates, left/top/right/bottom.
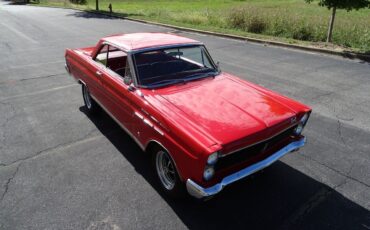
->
[[133, 45, 218, 88]]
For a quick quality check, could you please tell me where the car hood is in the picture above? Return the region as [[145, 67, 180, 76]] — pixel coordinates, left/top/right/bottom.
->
[[147, 73, 306, 151]]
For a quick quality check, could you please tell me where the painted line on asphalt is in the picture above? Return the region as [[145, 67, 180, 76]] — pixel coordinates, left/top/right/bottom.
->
[[0, 83, 78, 102], [0, 22, 39, 44], [8, 60, 65, 69], [0, 72, 66, 85]]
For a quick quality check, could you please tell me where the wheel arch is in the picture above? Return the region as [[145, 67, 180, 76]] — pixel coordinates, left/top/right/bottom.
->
[[77, 79, 86, 86], [145, 140, 184, 181]]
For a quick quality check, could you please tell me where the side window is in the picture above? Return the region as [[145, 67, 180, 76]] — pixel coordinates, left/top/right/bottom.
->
[[95, 45, 108, 66], [95, 45, 130, 78], [165, 46, 212, 68], [106, 47, 128, 77]]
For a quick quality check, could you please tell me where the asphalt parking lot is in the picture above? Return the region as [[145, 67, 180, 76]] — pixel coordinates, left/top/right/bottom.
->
[[0, 2, 369, 229]]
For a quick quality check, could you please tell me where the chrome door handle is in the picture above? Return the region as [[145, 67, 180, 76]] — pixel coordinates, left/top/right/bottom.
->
[[96, 71, 102, 76]]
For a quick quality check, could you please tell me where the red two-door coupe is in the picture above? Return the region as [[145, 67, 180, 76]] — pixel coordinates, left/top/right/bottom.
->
[[65, 33, 311, 199]]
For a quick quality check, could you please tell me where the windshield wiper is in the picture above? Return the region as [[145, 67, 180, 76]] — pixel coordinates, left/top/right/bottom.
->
[[146, 72, 217, 88], [186, 72, 217, 81], [147, 78, 187, 87]]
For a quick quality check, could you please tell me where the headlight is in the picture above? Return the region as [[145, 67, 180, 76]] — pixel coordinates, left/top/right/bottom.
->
[[294, 113, 309, 135], [301, 113, 309, 125], [207, 152, 219, 165], [203, 167, 215, 181], [294, 123, 304, 135]]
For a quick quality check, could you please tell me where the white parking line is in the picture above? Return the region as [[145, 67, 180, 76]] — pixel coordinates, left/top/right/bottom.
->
[[0, 83, 78, 102], [8, 60, 65, 69], [1, 22, 39, 44]]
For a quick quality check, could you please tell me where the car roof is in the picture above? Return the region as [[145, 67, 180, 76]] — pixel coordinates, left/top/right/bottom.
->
[[101, 33, 202, 51]]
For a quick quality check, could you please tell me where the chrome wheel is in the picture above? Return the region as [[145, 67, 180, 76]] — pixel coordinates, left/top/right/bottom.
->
[[82, 85, 92, 109], [156, 150, 176, 190]]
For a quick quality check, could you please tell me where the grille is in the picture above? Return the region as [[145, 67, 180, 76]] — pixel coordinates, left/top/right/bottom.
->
[[215, 126, 296, 171]]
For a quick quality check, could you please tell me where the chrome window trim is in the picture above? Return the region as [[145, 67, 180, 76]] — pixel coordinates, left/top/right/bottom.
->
[[96, 42, 140, 87], [129, 43, 203, 54], [131, 44, 218, 88]]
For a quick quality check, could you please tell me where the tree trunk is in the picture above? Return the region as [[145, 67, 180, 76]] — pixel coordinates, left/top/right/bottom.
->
[[327, 7, 336, 43], [95, 0, 99, 11]]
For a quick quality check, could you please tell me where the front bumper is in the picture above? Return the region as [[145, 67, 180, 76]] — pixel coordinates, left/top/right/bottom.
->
[[186, 137, 306, 199]]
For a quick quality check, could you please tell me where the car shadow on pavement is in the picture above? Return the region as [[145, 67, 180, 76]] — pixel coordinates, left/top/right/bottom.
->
[[80, 106, 370, 230]]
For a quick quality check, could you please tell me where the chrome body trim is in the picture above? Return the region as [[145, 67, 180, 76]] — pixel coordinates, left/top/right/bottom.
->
[[77, 79, 87, 86], [153, 126, 164, 136], [134, 111, 164, 136], [134, 111, 144, 120], [220, 123, 298, 158], [143, 119, 153, 127], [65, 63, 70, 74], [186, 137, 306, 199], [90, 94, 145, 150]]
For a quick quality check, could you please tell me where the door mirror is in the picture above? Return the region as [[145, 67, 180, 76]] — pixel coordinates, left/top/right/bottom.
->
[[123, 75, 132, 85], [216, 61, 221, 72]]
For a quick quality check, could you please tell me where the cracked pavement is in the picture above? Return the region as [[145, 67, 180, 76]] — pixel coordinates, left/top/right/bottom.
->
[[0, 2, 369, 230]]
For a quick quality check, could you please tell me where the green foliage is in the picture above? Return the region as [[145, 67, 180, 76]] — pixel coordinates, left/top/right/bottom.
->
[[69, 0, 86, 4], [292, 25, 314, 41], [227, 8, 267, 33], [304, 0, 370, 11], [37, 0, 370, 52]]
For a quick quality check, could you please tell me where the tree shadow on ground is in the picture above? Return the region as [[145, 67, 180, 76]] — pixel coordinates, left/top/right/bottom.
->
[[341, 51, 370, 65], [66, 10, 142, 20], [80, 106, 370, 230]]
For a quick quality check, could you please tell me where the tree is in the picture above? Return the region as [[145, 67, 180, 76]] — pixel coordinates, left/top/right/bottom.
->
[[305, 0, 370, 43]]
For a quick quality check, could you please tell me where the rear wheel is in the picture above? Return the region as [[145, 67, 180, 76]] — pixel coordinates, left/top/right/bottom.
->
[[82, 84, 99, 114], [152, 147, 185, 198]]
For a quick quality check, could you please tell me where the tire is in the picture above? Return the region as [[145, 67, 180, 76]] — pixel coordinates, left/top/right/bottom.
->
[[152, 147, 185, 199], [82, 84, 99, 115]]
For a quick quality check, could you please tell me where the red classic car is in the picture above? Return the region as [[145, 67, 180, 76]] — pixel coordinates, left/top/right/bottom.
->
[[65, 33, 311, 199]]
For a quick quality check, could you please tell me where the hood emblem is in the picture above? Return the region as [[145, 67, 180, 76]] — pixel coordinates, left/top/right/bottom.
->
[[290, 116, 297, 124]]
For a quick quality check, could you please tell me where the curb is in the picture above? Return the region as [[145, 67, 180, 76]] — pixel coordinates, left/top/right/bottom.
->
[[29, 4, 370, 62], [88, 10, 370, 62]]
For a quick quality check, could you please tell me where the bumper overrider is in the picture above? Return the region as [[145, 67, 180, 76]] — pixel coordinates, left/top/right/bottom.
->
[[186, 137, 306, 199]]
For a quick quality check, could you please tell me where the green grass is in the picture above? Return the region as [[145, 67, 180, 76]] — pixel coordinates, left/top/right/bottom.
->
[[36, 0, 370, 53]]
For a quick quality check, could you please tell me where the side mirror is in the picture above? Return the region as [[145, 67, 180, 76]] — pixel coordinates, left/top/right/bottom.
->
[[123, 75, 133, 85], [124, 75, 136, 91], [216, 61, 221, 72]]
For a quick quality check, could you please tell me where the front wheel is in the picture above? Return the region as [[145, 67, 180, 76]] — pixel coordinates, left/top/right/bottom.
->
[[82, 84, 99, 114], [153, 148, 185, 198]]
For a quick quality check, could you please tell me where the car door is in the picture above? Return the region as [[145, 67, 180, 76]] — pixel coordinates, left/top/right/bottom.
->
[[82, 44, 109, 106], [96, 45, 136, 131]]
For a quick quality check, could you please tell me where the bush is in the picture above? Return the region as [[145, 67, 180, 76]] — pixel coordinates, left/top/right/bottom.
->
[[292, 25, 314, 41], [247, 16, 266, 33], [227, 8, 267, 33], [227, 8, 247, 30], [69, 0, 86, 4]]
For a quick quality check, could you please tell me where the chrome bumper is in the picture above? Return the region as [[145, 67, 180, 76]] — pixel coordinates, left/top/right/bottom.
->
[[186, 137, 306, 199], [65, 63, 70, 74]]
